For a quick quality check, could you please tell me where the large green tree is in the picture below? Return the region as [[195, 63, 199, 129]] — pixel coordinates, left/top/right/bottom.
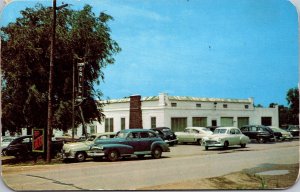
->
[[1, 4, 121, 134], [286, 87, 299, 125]]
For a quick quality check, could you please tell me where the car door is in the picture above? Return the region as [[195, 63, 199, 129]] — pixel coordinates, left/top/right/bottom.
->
[[138, 131, 152, 151], [234, 129, 244, 144], [125, 132, 140, 151], [227, 128, 237, 145]]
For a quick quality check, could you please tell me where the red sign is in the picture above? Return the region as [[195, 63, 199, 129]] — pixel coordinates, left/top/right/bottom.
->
[[32, 129, 44, 152]]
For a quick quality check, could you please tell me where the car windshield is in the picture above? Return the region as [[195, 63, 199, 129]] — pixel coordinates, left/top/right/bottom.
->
[[201, 128, 211, 132], [115, 132, 128, 138], [213, 129, 227, 134]]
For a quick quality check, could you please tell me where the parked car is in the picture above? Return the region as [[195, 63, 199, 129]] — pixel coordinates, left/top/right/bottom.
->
[[202, 127, 250, 150], [287, 125, 300, 138], [269, 126, 293, 141], [175, 127, 213, 145], [5, 135, 64, 159], [1, 136, 18, 156], [88, 129, 170, 161], [150, 127, 177, 146], [62, 132, 116, 162], [240, 125, 275, 143]]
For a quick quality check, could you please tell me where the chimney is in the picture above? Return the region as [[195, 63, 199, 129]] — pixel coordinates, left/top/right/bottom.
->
[[129, 95, 143, 128]]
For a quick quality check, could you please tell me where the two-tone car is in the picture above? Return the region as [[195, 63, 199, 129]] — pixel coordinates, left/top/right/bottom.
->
[[175, 127, 213, 145], [269, 126, 293, 141], [62, 132, 116, 162], [87, 129, 170, 161], [202, 127, 250, 150]]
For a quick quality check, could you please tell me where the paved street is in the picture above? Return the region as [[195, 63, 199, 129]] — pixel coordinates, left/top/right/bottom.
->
[[2, 140, 299, 190]]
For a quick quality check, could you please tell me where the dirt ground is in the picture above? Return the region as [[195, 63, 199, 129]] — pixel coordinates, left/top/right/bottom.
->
[[1, 156, 299, 190], [138, 163, 299, 190]]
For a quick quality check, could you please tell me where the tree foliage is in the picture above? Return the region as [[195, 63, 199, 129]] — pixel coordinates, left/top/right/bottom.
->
[[1, 4, 121, 133], [286, 87, 299, 125]]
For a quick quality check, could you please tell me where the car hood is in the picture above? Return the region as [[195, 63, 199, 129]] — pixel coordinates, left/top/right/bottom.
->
[[63, 141, 93, 149]]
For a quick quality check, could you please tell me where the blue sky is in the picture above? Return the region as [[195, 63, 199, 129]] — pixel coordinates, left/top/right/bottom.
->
[[1, 0, 299, 106]]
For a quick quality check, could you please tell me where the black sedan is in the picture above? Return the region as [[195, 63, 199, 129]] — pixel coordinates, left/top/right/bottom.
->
[[150, 127, 178, 146], [240, 125, 275, 143], [5, 135, 63, 159]]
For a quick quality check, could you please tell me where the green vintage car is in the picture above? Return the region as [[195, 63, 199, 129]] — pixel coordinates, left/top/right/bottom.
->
[[87, 129, 170, 161], [62, 132, 116, 162]]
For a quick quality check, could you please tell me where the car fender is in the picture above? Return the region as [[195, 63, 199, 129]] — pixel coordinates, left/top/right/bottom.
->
[[150, 141, 169, 152], [102, 144, 134, 155]]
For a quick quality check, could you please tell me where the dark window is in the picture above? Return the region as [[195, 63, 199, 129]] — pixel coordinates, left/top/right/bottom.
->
[[105, 118, 114, 132], [151, 117, 156, 128], [245, 105, 249, 109], [121, 118, 125, 130], [223, 104, 228, 108], [171, 103, 177, 107], [140, 132, 149, 138], [212, 120, 217, 126], [261, 117, 272, 126], [196, 103, 201, 108]]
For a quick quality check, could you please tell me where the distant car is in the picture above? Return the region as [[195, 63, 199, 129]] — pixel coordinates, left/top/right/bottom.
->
[[287, 125, 300, 138], [62, 132, 116, 162], [175, 127, 213, 145], [269, 126, 293, 141], [202, 127, 250, 150], [1, 137, 17, 156], [150, 127, 178, 146], [240, 125, 275, 143], [88, 129, 170, 161], [5, 135, 63, 159]]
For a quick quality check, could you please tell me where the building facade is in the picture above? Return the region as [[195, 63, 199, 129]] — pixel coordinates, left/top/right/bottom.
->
[[71, 93, 279, 135]]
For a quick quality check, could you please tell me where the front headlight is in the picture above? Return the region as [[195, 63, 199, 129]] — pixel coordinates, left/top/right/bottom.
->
[[217, 138, 223, 142]]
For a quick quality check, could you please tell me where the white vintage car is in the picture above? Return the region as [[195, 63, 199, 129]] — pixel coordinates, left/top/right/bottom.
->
[[62, 132, 116, 162], [175, 127, 213, 145], [202, 127, 250, 150]]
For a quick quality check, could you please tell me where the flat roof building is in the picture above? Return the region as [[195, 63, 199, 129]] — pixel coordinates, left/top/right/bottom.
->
[[71, 93, 279, 136]]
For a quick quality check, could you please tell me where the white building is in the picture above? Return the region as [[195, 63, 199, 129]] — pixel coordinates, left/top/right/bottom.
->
[[70, 93, 279, 136]]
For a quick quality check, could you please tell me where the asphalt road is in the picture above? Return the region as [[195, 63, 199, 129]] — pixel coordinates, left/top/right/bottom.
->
[[1, 140, 299, 190]]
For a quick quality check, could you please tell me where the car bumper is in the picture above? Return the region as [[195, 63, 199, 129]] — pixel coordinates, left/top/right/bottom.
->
[[202, 141, 224, 147], [164, 139, 178, 144], [87, 151, 105, 157]]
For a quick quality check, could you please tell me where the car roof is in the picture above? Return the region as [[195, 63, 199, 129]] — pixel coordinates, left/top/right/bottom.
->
[[185, 127, 207, 130], [120, 129, 155, 133], [93, 132, 116, 136], [215, 127, 238, 130]]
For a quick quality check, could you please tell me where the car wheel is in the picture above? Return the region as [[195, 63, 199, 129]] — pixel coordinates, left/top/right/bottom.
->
[[257, 137, 265, 143], [2, 149, 7, 156], [107, 150, 119, 162], [205, 146, 209, 150], [223, 141, 229, 149], [152, 147, 162, 159], [241, 143, 246, 148], [75, 152, 86, 162]]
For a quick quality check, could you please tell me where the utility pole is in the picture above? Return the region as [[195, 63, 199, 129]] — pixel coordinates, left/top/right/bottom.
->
[[47, 0, 68, 163], [46, 0, 57, 163]]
